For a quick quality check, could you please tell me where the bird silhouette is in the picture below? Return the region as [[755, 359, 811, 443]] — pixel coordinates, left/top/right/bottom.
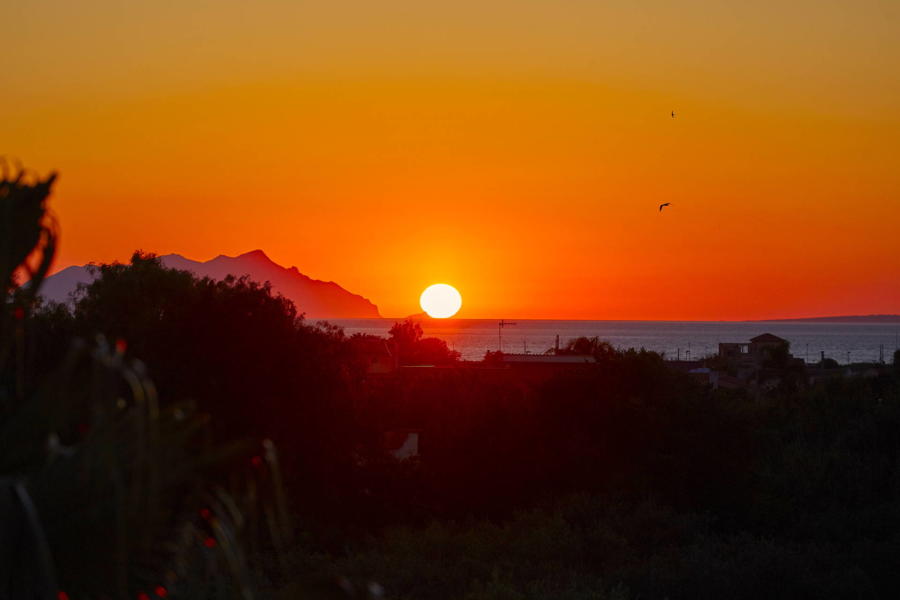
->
[[671, 111, 676, 118], [659, 202, 672, 212]]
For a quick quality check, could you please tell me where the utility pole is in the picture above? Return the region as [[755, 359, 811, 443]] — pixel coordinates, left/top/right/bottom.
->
[[498, 320, 516, 352]]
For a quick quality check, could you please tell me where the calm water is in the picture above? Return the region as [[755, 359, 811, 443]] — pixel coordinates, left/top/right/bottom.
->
[[324, 319, 900, 364]]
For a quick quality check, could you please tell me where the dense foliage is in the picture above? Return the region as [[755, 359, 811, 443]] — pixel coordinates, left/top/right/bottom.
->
[[4, 167, 900, 598], [338, 370, 900, 599], [2, 175, 294, 600]]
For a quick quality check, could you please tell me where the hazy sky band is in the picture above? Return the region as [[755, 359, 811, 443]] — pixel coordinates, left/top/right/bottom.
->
[[4, 0, 898, 319]]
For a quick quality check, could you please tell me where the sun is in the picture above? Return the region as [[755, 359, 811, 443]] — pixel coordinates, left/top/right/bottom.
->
[[419, 283, 462, 318]]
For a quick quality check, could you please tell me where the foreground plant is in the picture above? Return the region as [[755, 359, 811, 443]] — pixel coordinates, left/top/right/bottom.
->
[[1, 166, 291, 599]]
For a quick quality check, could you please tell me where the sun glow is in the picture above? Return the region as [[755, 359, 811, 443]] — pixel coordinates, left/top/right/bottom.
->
[[419, 284, 462, 319]]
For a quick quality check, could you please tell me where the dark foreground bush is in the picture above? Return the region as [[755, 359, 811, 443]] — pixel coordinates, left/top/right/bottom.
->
[[2, 169, 293, 599], [322, 494, 896, 600]]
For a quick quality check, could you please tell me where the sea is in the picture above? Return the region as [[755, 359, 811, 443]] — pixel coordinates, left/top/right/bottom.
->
[[325, 319, 900, 364]]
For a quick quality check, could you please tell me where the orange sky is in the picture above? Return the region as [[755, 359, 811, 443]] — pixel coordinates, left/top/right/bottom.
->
[[4, 0, 899, 319]]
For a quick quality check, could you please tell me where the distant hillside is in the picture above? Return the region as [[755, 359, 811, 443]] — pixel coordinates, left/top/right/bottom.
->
[[758, 315, 900, 323], [41, 250, 381, 319]]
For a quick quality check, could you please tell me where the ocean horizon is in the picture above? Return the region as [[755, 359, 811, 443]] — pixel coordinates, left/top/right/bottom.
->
[[326, 318, 900, 364]]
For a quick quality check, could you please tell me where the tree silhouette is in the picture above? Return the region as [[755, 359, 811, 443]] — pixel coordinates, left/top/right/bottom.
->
[[558, 336, 617, 360], [388, 319, 460, 365], [40, 251, 359, 511]]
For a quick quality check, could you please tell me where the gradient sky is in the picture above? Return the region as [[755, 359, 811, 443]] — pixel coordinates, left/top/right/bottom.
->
[[4, 0, 899, 319]]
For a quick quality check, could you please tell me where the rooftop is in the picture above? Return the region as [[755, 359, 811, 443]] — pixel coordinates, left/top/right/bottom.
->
[[750, 333, 788, 344]]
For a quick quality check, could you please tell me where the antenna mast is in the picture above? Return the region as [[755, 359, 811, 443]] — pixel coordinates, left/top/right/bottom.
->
[[498, 320, 517, 352]]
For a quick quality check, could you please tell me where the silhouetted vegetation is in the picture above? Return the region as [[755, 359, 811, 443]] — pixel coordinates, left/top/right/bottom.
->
[[388, 319, 460, 365], [5, 168, 900, 598], [35, 252, 359, 512], [2, 172, 297, 599], [557, 336, 617, 359]]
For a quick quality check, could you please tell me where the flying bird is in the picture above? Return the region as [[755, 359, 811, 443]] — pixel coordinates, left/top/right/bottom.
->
[[659, 202, 672, 212], [671, 110, 676, 118]]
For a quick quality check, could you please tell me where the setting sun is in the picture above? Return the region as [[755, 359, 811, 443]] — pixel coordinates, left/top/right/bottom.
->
[[420, 284, 462, 319]]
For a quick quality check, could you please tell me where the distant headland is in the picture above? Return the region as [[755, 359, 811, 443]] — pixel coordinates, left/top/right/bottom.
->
[[41, 250, 381, 319]]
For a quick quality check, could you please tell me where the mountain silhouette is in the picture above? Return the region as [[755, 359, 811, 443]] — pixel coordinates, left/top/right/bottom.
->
[[41, 250, 381, 319]]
